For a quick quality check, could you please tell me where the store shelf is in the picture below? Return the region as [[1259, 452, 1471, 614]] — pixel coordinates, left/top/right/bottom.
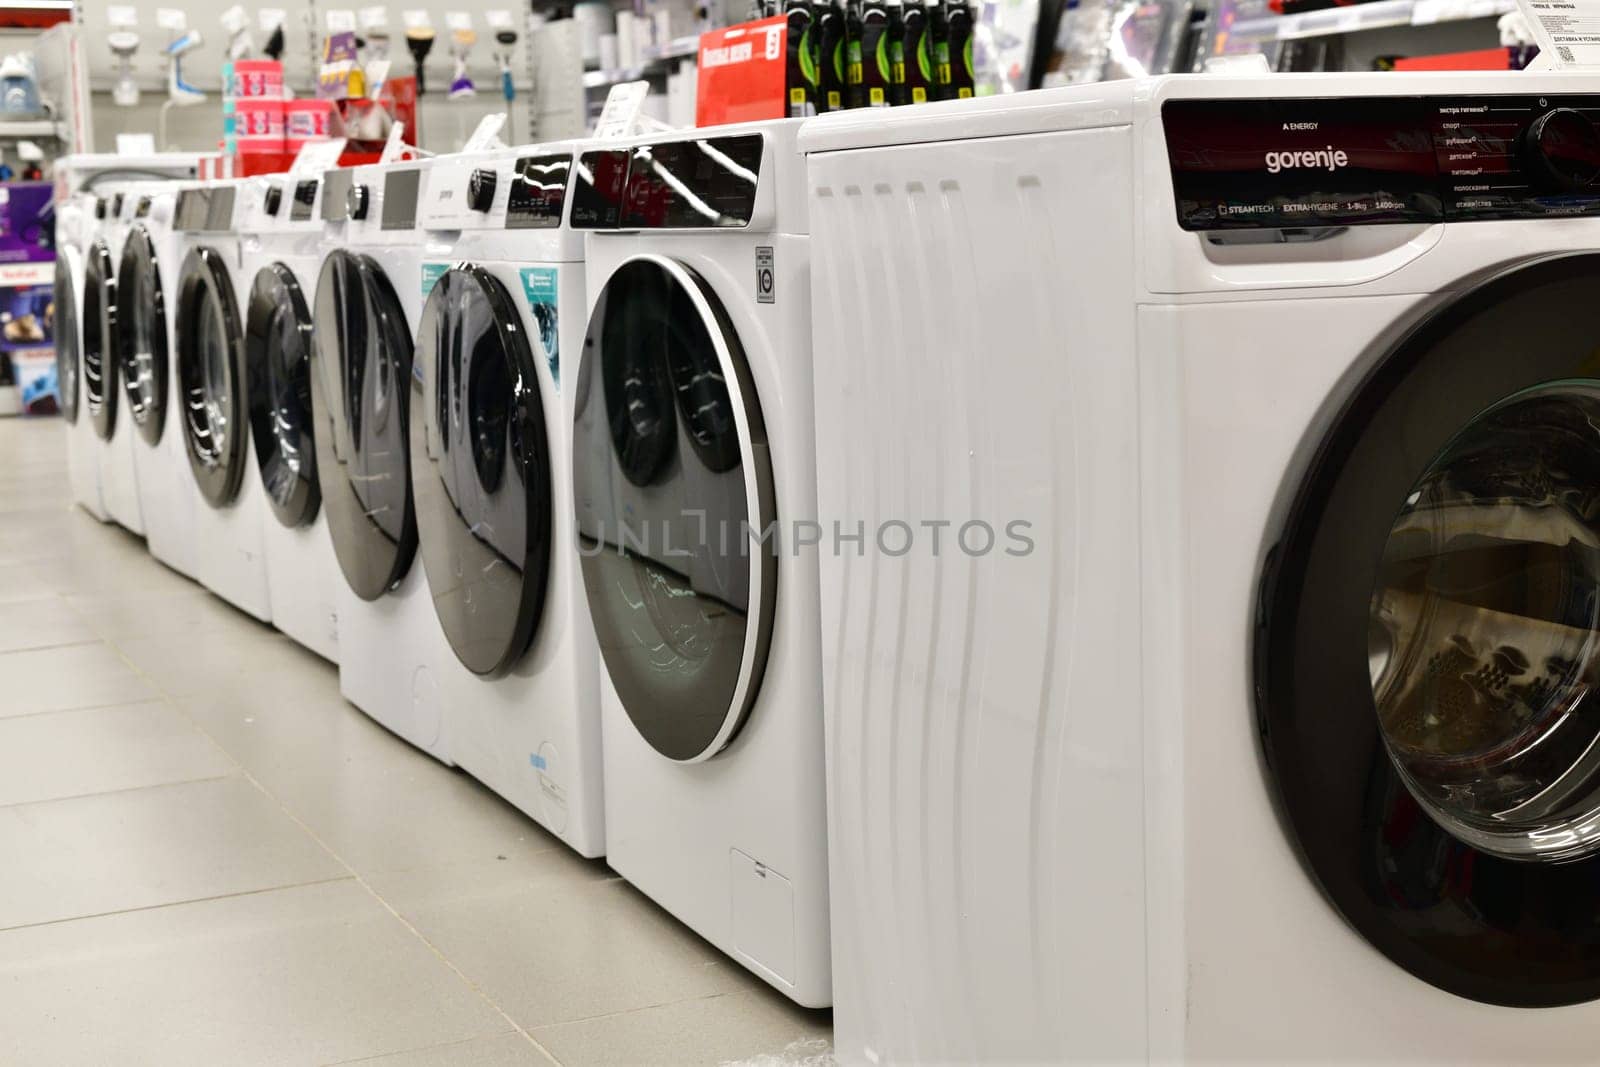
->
[[1231, 0, 1516, 40], [0, 117, 60, 139], [583, 36, 702, 90]]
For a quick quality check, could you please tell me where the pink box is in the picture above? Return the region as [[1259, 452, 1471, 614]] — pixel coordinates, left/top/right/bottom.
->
[[231, 59, 284, 99], [285, 99, 334, 142], [234, 98, 285, 141]]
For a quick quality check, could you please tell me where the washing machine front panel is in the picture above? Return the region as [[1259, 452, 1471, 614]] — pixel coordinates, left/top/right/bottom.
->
[[176, 245, 248, 508], [118, 222, 169, 447], [55, 250, 81, 424], [411, 264, 553, 678], [82, 238, 119, 441], [310, 248, 417, 602], [1258, 252, 1600, 1007], [246, 262, 320, 529], [574, 255, 777, 764]]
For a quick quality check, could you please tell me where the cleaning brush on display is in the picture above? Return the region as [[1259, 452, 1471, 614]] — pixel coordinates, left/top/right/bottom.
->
[[109, 28, 141, 106], [164, 29, 207, 105], [221, 5, 253, 59], [448, 25, 477, 98], [406, 24, 435, 93]]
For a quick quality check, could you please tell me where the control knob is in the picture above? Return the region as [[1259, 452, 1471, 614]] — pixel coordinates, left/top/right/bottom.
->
[[1524, 108, 1600, 192], [347, 183, 371, 221], [263, 184, 283, 217], [468, 168, 497, 213]]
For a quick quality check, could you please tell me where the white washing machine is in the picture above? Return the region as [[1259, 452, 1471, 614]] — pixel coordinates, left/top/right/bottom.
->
[[574, 121, 830, 1005], [237, 172, 341, 662], [54, 192, 105, 520], [83, 189, 144, 534], [118, 184, 201, 578], [310, 159, 453, 760], [410, 145, 605, 857], [801, 71, 1600, 1063], [170, 180, 273, 620]]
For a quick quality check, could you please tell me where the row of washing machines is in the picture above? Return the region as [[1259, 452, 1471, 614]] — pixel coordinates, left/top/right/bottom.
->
[[52, 67, 1600, 1063]]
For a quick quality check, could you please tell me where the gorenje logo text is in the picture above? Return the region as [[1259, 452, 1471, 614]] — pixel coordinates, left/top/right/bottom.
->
[[1264, 147, 1350, 174]]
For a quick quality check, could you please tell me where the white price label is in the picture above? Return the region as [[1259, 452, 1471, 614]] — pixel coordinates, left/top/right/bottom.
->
[[155, 8, 187, 30], [117, 133, 156, 155], [445, 11, 472, 30], [484, 9, 514, 28], [290, 137, 348, 175], [359, 6, 389, 29], [595, 81, 649, 140], [402, 9, 432, 29], [1517, 0, 1600, 66], [107, 4, 138, 27], [326, 9, 357, 32], [462, 111, 507, 151], [258, 7, 287, 31], [378, 121, 409, 161]]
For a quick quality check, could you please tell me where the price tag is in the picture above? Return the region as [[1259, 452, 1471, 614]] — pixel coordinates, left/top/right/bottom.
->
[[359, 5, 389, 28], [290, 136, 348, 174], [117, 132, 157, 154], [259, 7, 287, 31], [1516, 0, 1600, 65], [378, 121, 409, 161], [155, 8, 188, 31], [484, 9, 514, 28], [220, 5, 248, 34], [595, 80, 649, 139], [695, 17, 786, 128], [107, 4, 138, 27], [402, 10, 432, 29], [445, 11, 473, 31], [1410, 0, 1447, 23], [326, 9, 357, 32], [462, 111, 507, 150]]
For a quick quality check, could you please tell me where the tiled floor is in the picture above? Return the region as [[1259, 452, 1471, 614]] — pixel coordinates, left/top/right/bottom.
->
[[0, 417, 833, 1067]]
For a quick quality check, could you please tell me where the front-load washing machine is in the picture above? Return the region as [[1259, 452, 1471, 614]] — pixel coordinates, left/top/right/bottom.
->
[[410, 145, 605, 856], [573, 121, 830, 1005], [171, 180, 273, 620], [310, 159, 453, 759], [118, 185, 201, 578], [54, 192, 105, 521], [237, 172, 342, 662], [83, 189, 144, 534], [801, 71, 1600, 1063]]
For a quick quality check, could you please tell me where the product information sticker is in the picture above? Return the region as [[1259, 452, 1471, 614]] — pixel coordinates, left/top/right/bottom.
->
[[520, 267, 560, 389], [421, 262, 448, 298], [1518, 0, 1600, 66]]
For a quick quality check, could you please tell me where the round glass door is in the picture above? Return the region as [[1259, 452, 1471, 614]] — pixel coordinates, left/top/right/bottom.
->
[[175, 246, 248, 507], [309, 249, 417, 601], [572, 256, 776, 763], [1258, 254, 1600, 1007], [117, 226, 169, 447], [55, 253, 80, 424], [410, 264, 553, 677], [82, 239, 119, 441], [246, 262, 320, 528]]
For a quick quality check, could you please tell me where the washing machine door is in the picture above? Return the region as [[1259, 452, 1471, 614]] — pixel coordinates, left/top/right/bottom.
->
[[117, 226, 169, 446], [1258, 253, 1600, 1007], [175, 246, 248, 508], [246, 262, 320, 528], [410, 264, 553, 677], [82, 238, 119, 441], [573, 255, 777, 763], [310, 249, 417, 601], [55, 248, 81, 424]]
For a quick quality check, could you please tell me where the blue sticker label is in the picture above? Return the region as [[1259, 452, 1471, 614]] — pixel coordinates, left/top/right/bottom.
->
[[519, 266, 560, 390], [529, 752, 548, 771], [421, 262, 449, 298]]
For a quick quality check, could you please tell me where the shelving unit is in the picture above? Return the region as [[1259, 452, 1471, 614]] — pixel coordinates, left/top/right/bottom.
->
[[0, 117, 63, 139], [1231, 0, 1516, 40], [581, 35, 699, 90]]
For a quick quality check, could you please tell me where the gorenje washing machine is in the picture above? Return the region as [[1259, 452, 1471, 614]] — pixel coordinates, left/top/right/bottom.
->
[[310, 160, 453, 759], [119, 185, 201, 578], [54, 192, 106, 520], [83, 189, 144, 534], [410, 145, 605, 857], [172, 180, 273, 620], [574, 120, 830, 1006], [238, 172, 341, 662], [801, 71, 1600, 1063]]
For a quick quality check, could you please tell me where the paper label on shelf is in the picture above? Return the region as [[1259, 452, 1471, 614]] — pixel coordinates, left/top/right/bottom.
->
[[462, 112, 507, 151], [155, 8, 187, 30], [259, 7, 287, 31], [1517, 0, 1600, 65], [326, 9, 357, 33], [445, 12, 473, 31], [290, 137, 347, 174], [107, 5, 137, 27], [117, 133, 156, 155], [485, 9, 514, 29], [378, 121, 409, 161], [359, 6, 389, 29], [402, 9, 431, 28], [595, 81, 650, 139]]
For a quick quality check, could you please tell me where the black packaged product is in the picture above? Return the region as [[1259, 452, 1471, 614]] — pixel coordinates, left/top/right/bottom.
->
[[887, 0, 908, 104], [926, 0, 953, 97], [858, 0, 894, 107], [786, 0, 818, 116], [945, 0, 975, 99], [845, 0, 866, 107], [900, 0, 933, 103], [813, 0, 848, 111]]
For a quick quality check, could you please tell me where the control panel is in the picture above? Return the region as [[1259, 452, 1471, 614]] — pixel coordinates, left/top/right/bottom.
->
[[1165, 95, 1600, 231], [380, 168, 421, 230], [572, 149, 631, 229], [289, 180, 318, 222], [505, 153, 571, 229], [573, 134, 764, 230]]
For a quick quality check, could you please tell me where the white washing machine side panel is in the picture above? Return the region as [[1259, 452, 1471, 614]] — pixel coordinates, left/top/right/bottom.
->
[[806, 124, 1146, 1065]]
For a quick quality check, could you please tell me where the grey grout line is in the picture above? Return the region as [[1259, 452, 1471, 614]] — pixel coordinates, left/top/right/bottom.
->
[[0, 874, 360, 935], [95, 596, 566, 1067], [0, 692, 169, 722], [314, 1030, 549, 1067], [0, 637, 102, 659], [0, 772, 237, 812]]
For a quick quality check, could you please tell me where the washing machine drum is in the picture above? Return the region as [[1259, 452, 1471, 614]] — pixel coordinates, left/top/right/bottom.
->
[[246, 262, 321, 528], [1259, 253, 1600, 1008], [117, 226, 169, 446], [82, 238, 119, 441], [572, 256, 776, 763], [410, 264, 553, 677], [176, 246, 248, 508], [54, 252, 81, 424], [310, 249, 417, 602]]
